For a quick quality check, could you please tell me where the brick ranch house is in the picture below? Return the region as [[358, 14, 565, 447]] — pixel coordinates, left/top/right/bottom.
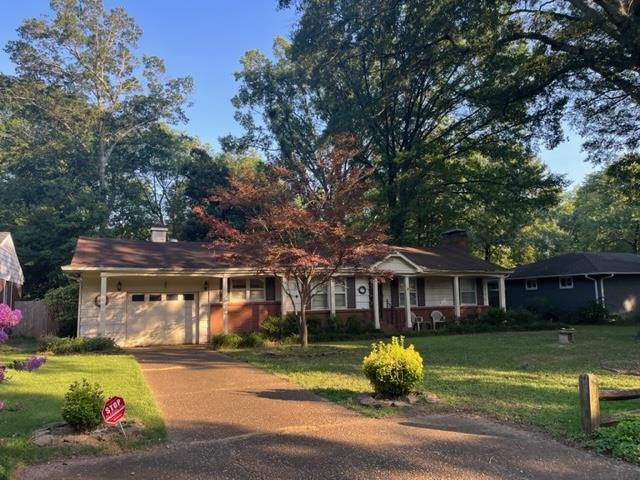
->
[[62, 227, 510, 347]]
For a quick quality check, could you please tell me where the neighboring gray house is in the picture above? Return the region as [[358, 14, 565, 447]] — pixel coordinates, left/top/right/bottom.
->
[[506, 252, 640, 318], [0, 232, 24, 307]]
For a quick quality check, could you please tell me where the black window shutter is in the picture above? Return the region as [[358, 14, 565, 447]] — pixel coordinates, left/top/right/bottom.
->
[[265, 277, 276, 301], [417, 278, 425, 306], [347, 277, 356, 308], [390, 278, 399, 307]]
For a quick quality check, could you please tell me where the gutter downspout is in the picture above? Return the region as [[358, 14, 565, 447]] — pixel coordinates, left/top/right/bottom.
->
[[599, 274, 615, 309], [584, 275, 600, 305]]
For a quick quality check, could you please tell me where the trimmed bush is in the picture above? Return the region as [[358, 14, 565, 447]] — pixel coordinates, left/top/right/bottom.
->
[[209, 333, 242, 350], [61, 379, 105, 432], [240, 332, 266, 348], [260, 314, 298, 340], [39, 335, 120, 354], [362, 336, 424, 397]]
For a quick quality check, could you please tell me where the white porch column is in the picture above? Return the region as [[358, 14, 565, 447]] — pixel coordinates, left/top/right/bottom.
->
[[499, 276, 506, 310], [372, 278, 380, 330], [221, 275, 229, 333], [98, 273, 107, 336], [404, 276, 412, 329], [453, 276, 461, 318], [329, 278, 336, 317], [483, 279, 489, 306]]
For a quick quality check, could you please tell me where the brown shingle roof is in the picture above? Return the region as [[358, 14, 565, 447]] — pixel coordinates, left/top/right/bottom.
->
[[64, 236, 509, 275], [64, 237, 242, 270], [389, 245, 509, 274]]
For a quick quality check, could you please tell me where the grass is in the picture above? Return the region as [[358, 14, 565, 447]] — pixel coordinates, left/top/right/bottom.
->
[[0, 338, 165, 478], [228, 325, 640, 444]]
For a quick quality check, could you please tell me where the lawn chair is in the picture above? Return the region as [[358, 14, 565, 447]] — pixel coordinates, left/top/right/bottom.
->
[[410, 311, 425, 331], [430, 310, 446, 329]]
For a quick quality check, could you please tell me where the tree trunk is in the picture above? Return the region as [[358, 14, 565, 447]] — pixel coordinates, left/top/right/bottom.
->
[[299, 305, 309, 348]]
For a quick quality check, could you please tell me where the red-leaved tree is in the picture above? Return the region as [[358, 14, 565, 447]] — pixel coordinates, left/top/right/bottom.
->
[[196, 135, 387, 346]]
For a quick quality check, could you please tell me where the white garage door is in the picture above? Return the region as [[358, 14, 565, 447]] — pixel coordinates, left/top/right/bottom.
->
[[126, 293, 197, 346]]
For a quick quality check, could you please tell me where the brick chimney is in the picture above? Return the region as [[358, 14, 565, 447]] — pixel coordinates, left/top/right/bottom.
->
[[150, 225, 168, 243], [440, 229, 469, 252]]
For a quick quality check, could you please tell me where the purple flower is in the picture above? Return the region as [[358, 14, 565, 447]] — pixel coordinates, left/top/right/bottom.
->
[[0, 329, 8, 344], [24, 356, 47, 372]]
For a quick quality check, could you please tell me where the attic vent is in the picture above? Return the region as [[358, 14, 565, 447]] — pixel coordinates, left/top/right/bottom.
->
[[150, 225, 168, 243]]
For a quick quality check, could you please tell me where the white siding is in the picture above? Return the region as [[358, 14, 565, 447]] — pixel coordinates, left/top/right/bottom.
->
[[425, 277, 454, 306], [376, 256, 419, 275], [355, 277, 370, 310]]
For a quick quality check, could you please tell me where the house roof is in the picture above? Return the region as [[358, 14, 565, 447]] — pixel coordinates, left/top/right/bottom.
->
[[508, 252, 640, 279], [63, 236, 510, 276], [387, 246, 509, 274]]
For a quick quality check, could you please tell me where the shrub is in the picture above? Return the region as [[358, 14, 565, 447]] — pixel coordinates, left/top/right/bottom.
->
[[344, 315, 367, 334], [479, 307, 509, 326], [260, 314, 298, 340], [38, 335, 120, 354], [588, 419, 640, 464], [362, 336, 424, 397], [507, 308, 540, 325], [44, 283, 79, 337], [61, 378, 105, 432], [240, 332, 266, 348], [209, 333, 242, 350]]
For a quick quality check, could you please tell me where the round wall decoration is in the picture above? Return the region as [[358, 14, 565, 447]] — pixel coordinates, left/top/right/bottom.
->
[[358, 285, 367, 295], [94, 294, 110, 307]]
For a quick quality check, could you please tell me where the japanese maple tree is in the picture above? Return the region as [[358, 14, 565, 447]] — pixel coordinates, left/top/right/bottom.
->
[[198, 135, 386, 346]]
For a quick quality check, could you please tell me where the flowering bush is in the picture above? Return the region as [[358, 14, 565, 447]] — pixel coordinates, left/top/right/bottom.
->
[[0, 304, 45, 412]]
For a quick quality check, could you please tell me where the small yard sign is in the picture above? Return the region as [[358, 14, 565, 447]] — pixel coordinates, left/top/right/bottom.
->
[[102, 396, 126, 424]]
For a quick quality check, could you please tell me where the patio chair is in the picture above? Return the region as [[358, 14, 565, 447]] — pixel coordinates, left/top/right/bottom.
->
[[410, 311, 425, 331], [430, 310, 446, 329]]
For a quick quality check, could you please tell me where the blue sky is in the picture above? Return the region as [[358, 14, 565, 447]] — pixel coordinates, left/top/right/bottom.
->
[[0, 1, 596, 186]]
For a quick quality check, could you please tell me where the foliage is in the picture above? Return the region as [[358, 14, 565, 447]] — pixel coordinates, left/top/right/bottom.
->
[[240, 332, 267, 348], [208, 333, 243, 350], [201, 134, 387, 347], [588, 419, 640, 464], [362, 336, 424, 397], [0, 0, 193, 296], [208, 332, 267, 349], [480, 1, 640, 164], [38, 336, 120, 354], [44, 283, 79, 337], [561, 302, 611, 325], [61, 378, 105, 432], [260, 315, 299, 340], [235, 2, 564, 247]]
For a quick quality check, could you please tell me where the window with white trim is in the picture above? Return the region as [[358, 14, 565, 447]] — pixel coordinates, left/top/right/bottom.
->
[[334, 279, 347, 308], [459, 278, 477, 305], [399, 278, 418, 306], [311, 283, 329, 309], [559, 277, 573, 289], [230, 278, 266, 301], [525, 279, 538, 291]]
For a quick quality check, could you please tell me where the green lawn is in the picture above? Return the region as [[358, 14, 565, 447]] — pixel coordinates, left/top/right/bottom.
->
[[228, 326, 640, 441], [0, 339, 165, 478]]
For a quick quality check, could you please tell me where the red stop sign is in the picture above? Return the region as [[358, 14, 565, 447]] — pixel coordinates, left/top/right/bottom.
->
[[102, 396, 126, 424]]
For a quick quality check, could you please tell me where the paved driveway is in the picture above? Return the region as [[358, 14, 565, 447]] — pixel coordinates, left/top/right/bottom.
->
[[19, 347, 640, 479]]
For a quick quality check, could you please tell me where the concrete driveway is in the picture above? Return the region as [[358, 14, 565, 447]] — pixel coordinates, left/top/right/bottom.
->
[[18, 346, 640, 479]]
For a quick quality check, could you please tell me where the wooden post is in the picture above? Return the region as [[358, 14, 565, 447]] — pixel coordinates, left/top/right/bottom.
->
[[579, 373, 600, 433]]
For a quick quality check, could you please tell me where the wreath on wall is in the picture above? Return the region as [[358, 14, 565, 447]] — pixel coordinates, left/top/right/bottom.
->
[[94, 294, 110, 307], [358, 286, 367, 295]]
